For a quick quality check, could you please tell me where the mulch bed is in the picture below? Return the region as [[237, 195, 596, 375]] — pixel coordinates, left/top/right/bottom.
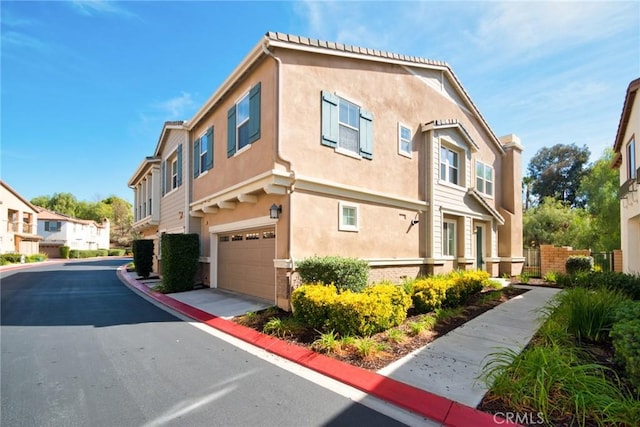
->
[[233, 286, 529, 371]]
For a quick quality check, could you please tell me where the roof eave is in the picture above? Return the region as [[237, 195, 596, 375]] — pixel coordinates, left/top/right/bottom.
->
[[613, 78, 640, 154]]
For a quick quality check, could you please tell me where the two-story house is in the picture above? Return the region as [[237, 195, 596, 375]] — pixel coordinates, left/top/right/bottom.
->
[[612, 77, 639, 274], [131, 32, 524, 310], [0, 181, 43, 255], [36, 208, 110, 257]]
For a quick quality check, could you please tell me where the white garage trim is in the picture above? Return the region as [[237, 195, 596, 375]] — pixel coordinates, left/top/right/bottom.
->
[[209, 216, 279, 291]]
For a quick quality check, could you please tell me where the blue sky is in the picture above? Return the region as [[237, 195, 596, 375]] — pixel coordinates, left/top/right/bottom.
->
[[2, 1, 638, 205]]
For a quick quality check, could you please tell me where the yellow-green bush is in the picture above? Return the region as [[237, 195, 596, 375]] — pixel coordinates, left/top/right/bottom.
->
[[411, 270, 490, 313], [291, 283, 337, 330], [292, 283, 411, 337]]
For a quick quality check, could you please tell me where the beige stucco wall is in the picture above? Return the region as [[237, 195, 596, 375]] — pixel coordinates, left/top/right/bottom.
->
[[191, 58, 277, 203], [0, 183, 39, 254], [619, 94, 639, 274]]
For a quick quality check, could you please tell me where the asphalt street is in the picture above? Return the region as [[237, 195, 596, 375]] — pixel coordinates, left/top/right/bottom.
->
[[1, 259, 408, 427]]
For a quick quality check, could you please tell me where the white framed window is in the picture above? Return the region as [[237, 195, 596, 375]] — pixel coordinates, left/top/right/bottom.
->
[[339, 201, 359, 232], [627, 137, 636, 180], [170, 158, 178, 190], [440, 145, 460, 185], [476, 160, 494, 197], [338, 98, 360, 154], [199, 136, 208, 173], [236, 92, 251, 151], [443, 219, 456, 257], [398, 124, 412, 158], [194, 127, 213, 177], [320, 91, 373, 159]]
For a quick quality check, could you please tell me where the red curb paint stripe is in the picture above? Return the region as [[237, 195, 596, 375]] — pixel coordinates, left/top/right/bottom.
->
[[117, 266, 515, 426]]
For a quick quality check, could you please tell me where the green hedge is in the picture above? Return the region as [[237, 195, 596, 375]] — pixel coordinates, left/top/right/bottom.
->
[[132, 239, 154, 279], [60, 246, 70, 259], [410, 270, 490, 314], [291, 283, 411, 337], [160, 233, 199, 293], [611, 318, 640, 390], [296, 256, 369, 293], [556, 271, 640, 300], [68, 249, 109, 259], [0, 253, 23, 264], [108, 249, 126, 256], [566, 255, 594, 275]]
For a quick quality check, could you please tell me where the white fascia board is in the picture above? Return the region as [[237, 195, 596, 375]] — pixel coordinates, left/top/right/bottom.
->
[[294, 174, 427, 212], [209, 216, 278, 234]]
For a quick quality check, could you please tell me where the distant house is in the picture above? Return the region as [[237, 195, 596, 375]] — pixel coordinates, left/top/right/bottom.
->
[[36, 208, 110, 258], [612, 77, 640, 274], [129, 32, 525, 309], [0, 181, 43, 255]]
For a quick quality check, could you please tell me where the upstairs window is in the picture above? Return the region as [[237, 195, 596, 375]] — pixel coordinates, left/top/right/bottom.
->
[[440, 146, 460, 185], [628, 138, 636, 180], [227, 83, 261, 157], [194, 127, 213, 178], [398, 124, 412, 158], [44, 221, 62, 232], [321, 91, 373, 159], [476, 161, 494, 197], [162, 144, 182, 195]]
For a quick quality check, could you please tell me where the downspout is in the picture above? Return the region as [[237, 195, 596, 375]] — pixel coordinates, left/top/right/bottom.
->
[[262, 41, 296, 302]]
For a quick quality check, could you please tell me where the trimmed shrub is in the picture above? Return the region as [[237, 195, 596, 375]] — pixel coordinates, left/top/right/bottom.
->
[[411, 270, 489, 313], [292, 283, 411, 337], [411, 276, 450, 313], [611, 318, 640, 390], [566, 255, 593, 276], [160, 233, 199, 293], [557, 271, 640, 300], [132, 239, 154, 279], [60, 246, 70, 259], [291, 283, 338, 330], [108, 249, 126, 256], [0, 253, 23, 264], [27, 253, 47, 263], [296, 256, 369, 293]]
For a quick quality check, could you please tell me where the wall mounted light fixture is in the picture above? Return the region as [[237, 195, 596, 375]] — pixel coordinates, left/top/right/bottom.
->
[[269, 204, 282, 219]]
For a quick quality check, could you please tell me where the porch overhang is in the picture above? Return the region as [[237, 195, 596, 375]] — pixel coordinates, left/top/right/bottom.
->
[[467, 188, 505, 225]]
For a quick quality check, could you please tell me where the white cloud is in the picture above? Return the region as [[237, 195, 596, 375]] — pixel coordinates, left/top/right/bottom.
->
[[69, 0, 136, 18], [152, 92, 196, 119]]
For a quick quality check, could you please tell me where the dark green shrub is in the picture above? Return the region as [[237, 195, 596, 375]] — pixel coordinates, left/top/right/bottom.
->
[[160, 233, 199, 293], [60, 246, 70, 259], [27, 253, 47, 263], [611, 319, 640, 390], [613, 300, 640, 323], [0, 253, 23, 264], [108, 249, 126, 256], [132, 239, 154, 279], [296, 256, 369, 293], [566, 255, 593, 275], [558, 271, 640, 300]]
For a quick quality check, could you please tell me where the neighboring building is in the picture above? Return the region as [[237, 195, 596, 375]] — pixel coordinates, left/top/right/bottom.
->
[[128, 121, 195, 273], [36, 208, 110, 258], [612, 77, 640, 274], [130, 32, 525, 309], [0, 181, 43, 255]]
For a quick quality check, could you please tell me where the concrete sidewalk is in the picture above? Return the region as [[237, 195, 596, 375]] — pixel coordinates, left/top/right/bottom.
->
[[378, 285, 561, 407], [116, 266, 562, 426]]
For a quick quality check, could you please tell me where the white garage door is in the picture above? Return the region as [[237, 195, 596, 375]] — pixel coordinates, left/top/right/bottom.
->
[[217, 227, 276, 301]]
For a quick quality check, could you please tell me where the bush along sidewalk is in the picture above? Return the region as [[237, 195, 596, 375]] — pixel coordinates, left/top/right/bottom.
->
[[479, 283, 640, 426]]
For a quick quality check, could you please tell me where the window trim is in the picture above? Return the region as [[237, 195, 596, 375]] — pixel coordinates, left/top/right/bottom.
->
[[320, 90, 373, 160], [338, 201, 359, 232], [440, 144, 461, 187], [442, 219, 456, 258], [475, 160, 494, 198], [627, 137, 636, 180], [398, 123, 412, 158], [236, 91, 251, 151], [170, 158, 178, 191]]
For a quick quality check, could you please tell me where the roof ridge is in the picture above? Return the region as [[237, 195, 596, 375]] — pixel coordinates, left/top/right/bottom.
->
[[265, 31, 449, 69]]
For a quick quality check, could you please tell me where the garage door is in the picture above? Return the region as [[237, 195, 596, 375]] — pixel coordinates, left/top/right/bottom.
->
[[218, 227, 276, 301]]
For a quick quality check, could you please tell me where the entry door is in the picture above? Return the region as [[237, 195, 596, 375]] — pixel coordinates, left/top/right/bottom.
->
[[475, 225, 484, 270]]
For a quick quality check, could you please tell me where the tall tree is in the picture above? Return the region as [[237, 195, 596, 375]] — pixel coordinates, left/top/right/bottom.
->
[[578, 149, 621, 251], [527, 143, 590, 208], [523, 197, 593, 248]]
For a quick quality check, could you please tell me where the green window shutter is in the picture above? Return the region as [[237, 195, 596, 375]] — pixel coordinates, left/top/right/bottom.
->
[[193, 138, 200, 178], [161, 160, 166, 195], [227, 106, 236, 157], [176, 144, 183, 187], [248, 83, 261, 144], [359, 109, 373, 159], [321, 90, 339, 147], [205, 127, 214, 170]]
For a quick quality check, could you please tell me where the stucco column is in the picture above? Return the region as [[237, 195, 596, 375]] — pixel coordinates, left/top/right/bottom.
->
[[498, 134, 525, 275]]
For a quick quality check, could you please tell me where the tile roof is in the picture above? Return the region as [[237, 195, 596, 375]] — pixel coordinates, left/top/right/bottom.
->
[[266, 31, 449, 68], [36, 207, 107, 227]]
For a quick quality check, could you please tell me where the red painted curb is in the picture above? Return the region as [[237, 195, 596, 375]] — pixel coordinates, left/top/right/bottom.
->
[[117, 266, 517, 426]]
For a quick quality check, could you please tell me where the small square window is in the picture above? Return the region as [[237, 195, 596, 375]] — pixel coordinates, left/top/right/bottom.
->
[[338, 202, 359, 232], [398, 124, 412, 157]]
